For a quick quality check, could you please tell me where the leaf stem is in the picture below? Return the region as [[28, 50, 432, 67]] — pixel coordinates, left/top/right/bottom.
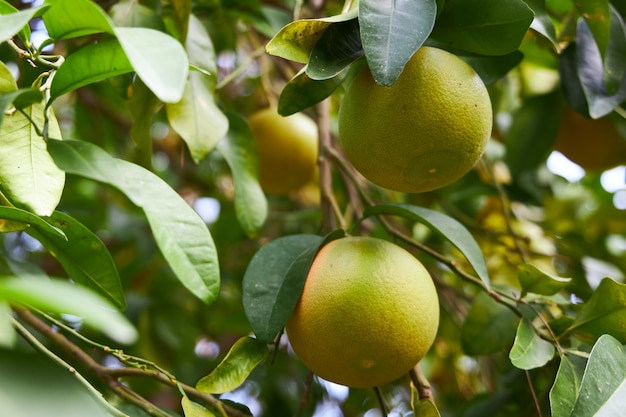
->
[[373, 386, 389, 415], [410, 365, 434, 401]]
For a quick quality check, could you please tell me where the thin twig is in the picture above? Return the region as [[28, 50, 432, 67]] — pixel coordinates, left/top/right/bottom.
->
[[374, 386, 389, 415], [317, 98, 343, 232], [525, 370, 543, 417]]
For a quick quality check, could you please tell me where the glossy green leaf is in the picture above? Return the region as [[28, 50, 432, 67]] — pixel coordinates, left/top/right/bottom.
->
[[0, 301, 16, 348], [504, 92, 563, 175], [518, 263, 571, 296], [242, 234, 323, 343], [461, 291, 518, 355], [509, 317, 555, 369], [162, 0, 191, 41], [570, 334, 626, 417], [186, 14, 218, 81], [431, 0, 533, 56], [265, 9, 358, 63], [568, 278, 626, 343], [550, 355, 586, 417], [278, 65, 350, 116], [42, 0, 114, 39], [166, 72, 228, 163], [25, 211, 125, 310], [0, 103, 65, 216], [524, 0, 558, 47], [50, 40, 133, 100], [0, 89, 44, 129], [196, 337, 268, 394], [0, 60, 17, 94], [0, 277, 137, 343], [413, 398, 441, 417], [575, 12, 626, 118], [461, 51, 523, 86], [360, 0, 436, 86], [115, 27, 189, 103], [216, 112, 266, 238], [576, 0, 611, 61], [306, 18, 363, 80], [0, 5, 43, 44], [110, 0, 165, 30], [363, 203, 490, 289], [47, 139, 220, 305], [182, 395, 216, 417], [0, 206, 66, 240]]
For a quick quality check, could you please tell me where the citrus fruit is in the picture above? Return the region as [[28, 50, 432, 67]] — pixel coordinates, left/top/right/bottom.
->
[[338, 46, 492, 193], [248, 108, 318, 194], [285, 236, 439, 388], [554, 107, 626, 171]]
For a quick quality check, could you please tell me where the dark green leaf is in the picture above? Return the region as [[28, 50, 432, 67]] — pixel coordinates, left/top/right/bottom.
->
[[307, 18, 363, 80], [524, 0, 558, 47], [509, 317, 555, 369], [0, 103, 65, 216], [47, 139, 220, 305], [50, 40, 133, 100], [461, 291, 519, 355], [504, 92, 564, 175], [128, 79, 162, 158], [460, 51, 523, 86], [242, 234, 323, 343], [216, 112, 266, 238], [0, 206, 66, 240], [0, 5, 44, 44], [431, 0, 533, 56], [568, 278, 626, 343], [162, 0, 191, 41], [25, 211, 125, 310], [166, 72, 228, 163], [550, 354, 586, 417], [571, 334, 626, 417], [518, 263, 571, 296], [362, 203, 490, 288], [278, 66, 350, 116], [196, 337, 268, 394], [115, 27, 188, 103], [559, 43, 590, 116], [359, 0, 436, 85], [0, 277, 137, 343], [42, 0, 114, 39], [265, 9, 358, 63]]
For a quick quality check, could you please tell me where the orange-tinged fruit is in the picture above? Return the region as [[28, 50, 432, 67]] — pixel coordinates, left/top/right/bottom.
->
[[248, 108, 318, 194], [338, 46, 492, 193], [554, 108, 626, 172], [286, 236, 439, 388]]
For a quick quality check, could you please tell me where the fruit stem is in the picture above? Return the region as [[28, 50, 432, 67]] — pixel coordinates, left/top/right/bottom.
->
[[410, 365, 434, 402], [373, 386, 390, 415]]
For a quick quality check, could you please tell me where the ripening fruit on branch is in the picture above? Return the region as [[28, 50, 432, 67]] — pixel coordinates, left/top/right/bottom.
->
[[554, 107, 626, 172], [286, 236, 439, 388], [248, 108, 319, 194], [338, 46, 493, 193]]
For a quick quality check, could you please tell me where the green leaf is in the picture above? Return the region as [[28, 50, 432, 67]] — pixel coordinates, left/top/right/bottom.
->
[[518, 263, 571, 296], [431, 0, 533, 56], [461, 291, 519, 355], [196, 337, 268, 394], [0, 206, 66, 239], [550, 355, 586, 417], [0, 277, 137, 344], [181, 395, 216, 417], [0, 103, 65, 216], [216, 112, 267, 238], [568, 278, 626, 344], [166, 72, 229, 163], [242, 234, 323, 343], [359, 0, 436, 86], [47, 139, 220, 305], [0, 60, 17, 94], [115, 27, 189, 103], [186, 14, 218, 82], [0, 89, 44, 128], [0, 6, 44, 44], [0, 301, 16, 348], [306, 18, 363, 80], [110, 0, 165, 30], [362, 203, 490, 289], [460, 51, 523, 86], [524, 0, 558, 48], [509, 317, 555, 369], [504, 92, 564, 175], [413, 398, 441, 417], [162, 0, 191, 41], [278, 65, 350, 116], [128, 79, 162, 158], [25, 211, 125, 310], [50, 40, 133, 101], [265, 9, 358, 63], [42, 0, 114, 40], [570, 334, 626, 417]]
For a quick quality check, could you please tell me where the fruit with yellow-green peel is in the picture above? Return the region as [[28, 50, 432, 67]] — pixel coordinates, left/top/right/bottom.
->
[[338, 46, 492, 193], [248, 108, 318, 194], [286, 236, 439, 388]]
